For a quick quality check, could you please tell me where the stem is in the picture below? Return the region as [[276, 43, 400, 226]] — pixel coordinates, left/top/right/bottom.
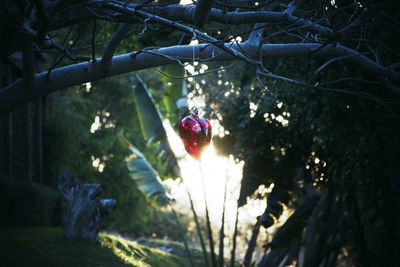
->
[[199, 160, 217, 267], [186, 186, 210, 267], [91, 19, 97, 62], [171, 205, 195, 267], [243, 217, 261, 267], [218, 159, 229, 267], [230, 205, 240, 267]]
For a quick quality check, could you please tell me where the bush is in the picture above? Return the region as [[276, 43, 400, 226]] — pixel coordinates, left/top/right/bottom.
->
[[0, 178, 61, 226]]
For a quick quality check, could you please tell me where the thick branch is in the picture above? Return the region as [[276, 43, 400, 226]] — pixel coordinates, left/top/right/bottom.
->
[[23, 39, 35, 88], [23, 18, 35, 88], [193, 0, 214, 27], [101, 23, 133, 71], [0, 43, 397, 114], [104, 2, 258, 67], [51, 3, 335, 38], [246, 1, 278, 46]]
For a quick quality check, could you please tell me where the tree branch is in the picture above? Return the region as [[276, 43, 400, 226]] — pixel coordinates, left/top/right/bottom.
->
[[104, 2, 259, 67], [1, 42, 398, 114], [50, 2, 335, 38], [193, 0, 213, 27], [23, 39, 35, 88], [91, 19, 97, 61], [246, 1, 278, 47], [101, 23, 133, 71], [22, 17, 35, 88]]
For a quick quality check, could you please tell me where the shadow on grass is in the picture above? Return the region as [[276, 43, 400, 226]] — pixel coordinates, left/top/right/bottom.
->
[[0, 227, 200, 267]]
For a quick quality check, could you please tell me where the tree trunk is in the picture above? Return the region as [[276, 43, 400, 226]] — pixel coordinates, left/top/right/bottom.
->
[[58, 170, 116, 241]]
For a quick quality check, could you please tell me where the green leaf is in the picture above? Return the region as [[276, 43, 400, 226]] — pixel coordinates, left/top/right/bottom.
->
[[132, 75, 181, 178], [161, 65, 187, 126], [133, 75, 166, 143], [118, 134, 169, 207], [267, 195, 319, 249]]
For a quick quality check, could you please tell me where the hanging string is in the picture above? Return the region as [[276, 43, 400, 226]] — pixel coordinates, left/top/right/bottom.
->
[[192, 31, 196, 90], [191, 29, 199, 114]]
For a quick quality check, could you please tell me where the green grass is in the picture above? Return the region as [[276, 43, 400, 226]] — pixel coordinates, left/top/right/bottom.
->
[[0, 227, 207, 267]]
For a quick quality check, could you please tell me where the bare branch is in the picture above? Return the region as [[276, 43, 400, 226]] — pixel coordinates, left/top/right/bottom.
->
[[193, 0, 213, 27], [104, 2, 260, 67], [257, 70, 400, 117], [101, 23, 133, 71], [91, 19, 97, 61], [43, 38, 91, 62], [284, 0, 303, 16], [256, 71, 276, 97], [23, 39, 35, 88], [1, 42, 398, 114], [246, 1, 278, 47], [49, 2, 335, 38], [22, 18, 35, 88], [307, 52, 370, 83], [318, 77, 387, 87], [155, 63, 234, 79]]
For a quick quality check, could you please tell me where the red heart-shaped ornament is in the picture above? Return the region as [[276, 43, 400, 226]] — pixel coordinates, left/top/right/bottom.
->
[[179, 114, 212, 159]]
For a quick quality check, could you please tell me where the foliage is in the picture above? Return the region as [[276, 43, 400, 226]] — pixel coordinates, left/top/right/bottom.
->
[[119, 134, 169, 207], [160, 64, 188, 128], [132, 75, 180, 178], [38, 8, 190, 235], [2, 0, 399, 115], [267, 195, 319, 250], [2, 0, 400, 265], [199, 56, 400, 266], [41, 24, 184, 236], [186, 187, 210, 267], [145, 208, 189, 240], [43, 73, 160, 234], [0, 178, 60, 227], [0, 227, 208, 267]]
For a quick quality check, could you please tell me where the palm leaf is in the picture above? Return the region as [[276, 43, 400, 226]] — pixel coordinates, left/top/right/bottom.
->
[[132, 74, 181, 178], [119, 134, 169, 207]]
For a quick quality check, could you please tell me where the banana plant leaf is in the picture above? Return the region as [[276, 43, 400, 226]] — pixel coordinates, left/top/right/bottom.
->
[[119, 134, 169, 207], [161, 65, 187, 127], [133, 75, 166, 143], [266, 194, 319, 250], [132, 74, 181, 178]]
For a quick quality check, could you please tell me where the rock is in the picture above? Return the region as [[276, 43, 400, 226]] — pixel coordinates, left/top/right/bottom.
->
[[58, 170, 116, 241]]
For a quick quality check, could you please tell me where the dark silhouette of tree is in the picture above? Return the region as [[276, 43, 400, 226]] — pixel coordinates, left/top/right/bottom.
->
[[1, 1, 400, 266], [0, 0, 399, 113]]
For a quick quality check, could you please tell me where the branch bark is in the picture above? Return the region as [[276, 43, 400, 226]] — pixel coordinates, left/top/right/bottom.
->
[[50, 2, 335, 38], [193, 0, 213, 27], [101, 23, 133, 71], [0, 43, 397, 114]]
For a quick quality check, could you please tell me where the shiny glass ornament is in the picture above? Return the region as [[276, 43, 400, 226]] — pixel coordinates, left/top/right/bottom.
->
[[179, 109, 212, 159]]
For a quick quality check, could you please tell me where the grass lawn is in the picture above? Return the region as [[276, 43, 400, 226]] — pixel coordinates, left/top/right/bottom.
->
[[0, 227, 207, 267]]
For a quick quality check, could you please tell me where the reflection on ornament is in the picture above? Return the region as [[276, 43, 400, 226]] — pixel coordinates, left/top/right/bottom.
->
[[179, 111, 212, 159]]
